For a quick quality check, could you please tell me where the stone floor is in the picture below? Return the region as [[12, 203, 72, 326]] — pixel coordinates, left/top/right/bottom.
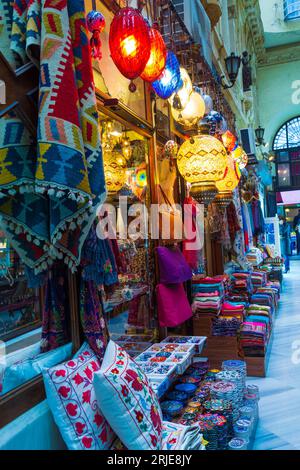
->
[[250, 258, 300, 450]]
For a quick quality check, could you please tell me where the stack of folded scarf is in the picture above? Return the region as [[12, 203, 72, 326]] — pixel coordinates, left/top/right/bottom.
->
[[250, 293, 274, 314], [211, 301, 244, 336], [192, 277, 226, 318], [245, 304, 272, 339], [251, 271, 267, 289], [230, 272, 253, 301], [239, 321, 268, 357], [192, 293, 223, 317]]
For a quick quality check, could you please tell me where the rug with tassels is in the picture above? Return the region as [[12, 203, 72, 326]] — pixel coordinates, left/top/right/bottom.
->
[[0, 0, 106, 276]]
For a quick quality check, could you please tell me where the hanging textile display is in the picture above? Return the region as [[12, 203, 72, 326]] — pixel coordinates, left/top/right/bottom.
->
[[0, 0, 106, 277], [41, 264, 70, 353], [79, 279, 109, 361]]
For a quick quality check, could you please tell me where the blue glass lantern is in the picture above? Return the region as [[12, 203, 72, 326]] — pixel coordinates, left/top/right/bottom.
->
[[152, 51, 182, 100]]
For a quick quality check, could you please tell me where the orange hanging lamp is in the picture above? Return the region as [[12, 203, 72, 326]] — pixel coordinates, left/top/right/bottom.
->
[[215, 154, 241, 208], [140, 24, 167, 83], [109, 7, 151, 90]]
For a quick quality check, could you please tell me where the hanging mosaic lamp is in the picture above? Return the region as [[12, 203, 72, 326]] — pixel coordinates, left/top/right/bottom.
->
[[222, 130, 237, 152], [237, 150, 248, 169], [104, 151, 127, 193], [215, 155, 241, 208], [109, 7, 151, 89], [164, 140, 179, 160], [168, 68, 193, 110], [152, 51, 182, 100], [87, 10, 106, 60], [140, 25, 167, 82], [177, 135, 228, 205], [203, 94, 214, 115], [171, 90, 206, 129]]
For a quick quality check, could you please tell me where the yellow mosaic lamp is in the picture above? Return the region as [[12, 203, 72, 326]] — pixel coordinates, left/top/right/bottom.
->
[[171, 91, 206, 130], [168, 68, 193, 111], [177, 134, 228, 204], [215, 155, 241, 208], [231, 145, 248, 169], [104, 150, 127, 193]]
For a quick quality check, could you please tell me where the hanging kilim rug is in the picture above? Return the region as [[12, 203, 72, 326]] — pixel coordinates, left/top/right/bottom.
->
[[0, 0, 106, 275]]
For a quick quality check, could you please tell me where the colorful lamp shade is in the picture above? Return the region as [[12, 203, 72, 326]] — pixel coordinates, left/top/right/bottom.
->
[[216, 155, 241, 192], [109, 7, 151, 81], [171, 91, 206, 129], [168, 68, 193, 110], [104, 151, 127, 193], [203, 94, 213, 115], [140, 26, 167, 82], [152, 51, 182, 100], [238, 151, 248, 169], [87, 10, 106, 60], [177, 135, 228, 204], [222, 130, 237, 152]]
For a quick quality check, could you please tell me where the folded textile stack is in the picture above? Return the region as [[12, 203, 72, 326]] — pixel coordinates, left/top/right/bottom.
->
[[246, 248, 264, 267], [192, 294, 223, 317], [162, 422, 205, 450], [211, 301, 244, 336], [192, 277, 228, 317], [230, 272, 253, 301], [250, 293, 274, 314], [212, 317, 242, 336], [246, 304, 273, 339], [256, 286, 279, 308], [239, 321, 268, 357], [251, 271, 267, 289]]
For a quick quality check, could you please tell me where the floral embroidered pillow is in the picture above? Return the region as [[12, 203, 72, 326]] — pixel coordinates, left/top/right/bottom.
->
[[93, 340, 163, 450], [43, 345, 115, 450]]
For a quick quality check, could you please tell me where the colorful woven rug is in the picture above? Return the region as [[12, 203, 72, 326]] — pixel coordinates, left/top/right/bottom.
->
[[0, 0, 106, 275]]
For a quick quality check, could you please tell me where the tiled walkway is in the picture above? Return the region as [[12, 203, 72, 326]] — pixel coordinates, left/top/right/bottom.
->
[[250, 259, 300, 450]]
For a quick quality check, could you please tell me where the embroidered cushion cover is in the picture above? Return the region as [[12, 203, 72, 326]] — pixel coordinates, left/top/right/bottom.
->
[[43, 345, 115, 450], [93, 340, 163, 450]]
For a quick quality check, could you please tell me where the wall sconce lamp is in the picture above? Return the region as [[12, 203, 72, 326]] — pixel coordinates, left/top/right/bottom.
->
[[221, 52, 242, 89], [255, 126, 265, 145]]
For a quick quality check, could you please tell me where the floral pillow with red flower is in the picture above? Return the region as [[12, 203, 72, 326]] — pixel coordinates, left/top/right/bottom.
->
[[42, 345, 115, 450], [93, 340, 163, 450]]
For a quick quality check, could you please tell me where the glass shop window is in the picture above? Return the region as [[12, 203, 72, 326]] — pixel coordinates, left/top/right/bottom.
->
[[277, 163, 291, 187], [98, 112, 156, 355], [0, 110, 72, 399]]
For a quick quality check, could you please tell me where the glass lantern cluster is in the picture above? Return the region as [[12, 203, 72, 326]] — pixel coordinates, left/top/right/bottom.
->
[[104, 6, 248, 207]]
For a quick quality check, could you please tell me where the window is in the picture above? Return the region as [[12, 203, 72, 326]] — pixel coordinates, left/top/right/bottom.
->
[[284, 0, 300, 21], [273, 117, 300, 190]]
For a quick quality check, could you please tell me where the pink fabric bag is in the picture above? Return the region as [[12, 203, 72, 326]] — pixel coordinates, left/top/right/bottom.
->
[[156, 283, 193, 328]]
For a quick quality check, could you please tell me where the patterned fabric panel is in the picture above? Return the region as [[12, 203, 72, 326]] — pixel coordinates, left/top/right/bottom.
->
[[93, 341, 163, 450], [43, 345, 115, 450]]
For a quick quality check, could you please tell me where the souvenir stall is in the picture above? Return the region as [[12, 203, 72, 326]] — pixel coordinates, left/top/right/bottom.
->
[[0, 0, 265, 453]]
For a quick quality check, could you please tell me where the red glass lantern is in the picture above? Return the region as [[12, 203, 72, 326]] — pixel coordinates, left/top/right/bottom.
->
[[221, 130, 237, 152], [140, 25, 167, 83], [109, 7, 151, 83]]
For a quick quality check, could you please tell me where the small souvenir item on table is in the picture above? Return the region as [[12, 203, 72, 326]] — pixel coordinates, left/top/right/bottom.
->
[[186, 400, 203, 413], [228, 437, 248, 450], [161, 400, 184, 418], [175, 383, 197, 397], [246, 384, 260, 400], [178, 375, 202, 386], [233, 418, 252, 443], [166, 390, 189, 404], [162, 336, 206, 353]]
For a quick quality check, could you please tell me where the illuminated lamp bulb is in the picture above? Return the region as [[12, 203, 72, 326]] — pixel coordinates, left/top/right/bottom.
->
[[171, 91, 206, 129], [109, 7, 151, 88], [177, 134, 228, 205], [168, 68, 193, 110], [140, 26, 167, 82], [152, 51, 182, 100]]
